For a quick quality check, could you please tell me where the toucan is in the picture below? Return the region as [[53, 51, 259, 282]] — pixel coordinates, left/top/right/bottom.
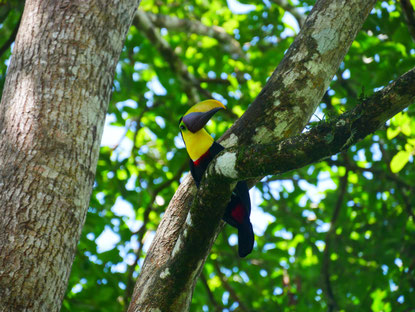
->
[[179, 99, 254, 257]]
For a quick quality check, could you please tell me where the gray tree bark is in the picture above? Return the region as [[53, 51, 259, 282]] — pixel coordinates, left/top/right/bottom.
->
[[211, 67, 415, 180], [128, 1, 378, 311], [0, 1, 139, 311]]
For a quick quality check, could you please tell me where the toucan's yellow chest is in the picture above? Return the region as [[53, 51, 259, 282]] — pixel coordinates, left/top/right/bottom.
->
[[181, 128, 214, 161]]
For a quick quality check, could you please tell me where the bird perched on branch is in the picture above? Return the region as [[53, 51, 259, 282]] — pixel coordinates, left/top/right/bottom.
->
[[179, 99, 254, 257]]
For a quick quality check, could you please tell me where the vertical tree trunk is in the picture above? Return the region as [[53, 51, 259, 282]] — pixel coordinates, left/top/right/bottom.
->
[[0, 1, 139, 311]]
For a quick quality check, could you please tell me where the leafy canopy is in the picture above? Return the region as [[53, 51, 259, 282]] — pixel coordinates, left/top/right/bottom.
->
[[1, 0, 414, 311]]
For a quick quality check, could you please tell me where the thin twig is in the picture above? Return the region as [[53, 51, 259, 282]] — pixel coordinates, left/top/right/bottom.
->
[[199, 77, 231, 85], [134, 10, 204, 104], [200, 272, 224, 312], [322, 162, 348, 312], [133, 11, 241, 120], [401, 0, 415, 42], [282, 269, 298, 305], [326, 159, 414, 191], [0, 14, 21, 59], [213, 260, 251, 312], [143, 10, 246, 60], [111, 120, 133, 151], [336, 69, 358, 99], [123, 161, 188, 307], [270, 0, 306, 28]]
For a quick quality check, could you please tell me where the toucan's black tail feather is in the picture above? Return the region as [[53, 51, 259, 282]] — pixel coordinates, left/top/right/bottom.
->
[[237, 219, 254, 257]]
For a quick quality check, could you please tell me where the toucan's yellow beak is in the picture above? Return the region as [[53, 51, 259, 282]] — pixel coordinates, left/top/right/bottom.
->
[[181, 99, 226, 133], [185, 99, 226, 115]]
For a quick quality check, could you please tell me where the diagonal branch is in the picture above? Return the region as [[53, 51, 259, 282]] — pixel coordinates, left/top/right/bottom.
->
[[200, 272, 224, 312], [123, 161, 188, 306], [0, 14, 21, 59], [322, 165, 348, 311], [129, 64, 415, 312], [128, 1, 379, 311], [211, 67, 415, 181], [219, 0, 377, 149], [212, 261, 251, 312], [133, 10, 204, 104], [271, 0, 306, 28], [142, 10, 245, 60], [133, 11, 239, 117], [400, 0, 415, 42]]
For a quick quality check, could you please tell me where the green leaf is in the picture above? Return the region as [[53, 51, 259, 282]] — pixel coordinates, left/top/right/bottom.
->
[[390, 150, 411, 173], [371, 289, 391, 312], [386, 127, 400, 140]]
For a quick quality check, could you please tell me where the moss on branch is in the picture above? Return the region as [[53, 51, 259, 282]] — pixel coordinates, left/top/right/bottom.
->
[[213, 67, 415, 181]]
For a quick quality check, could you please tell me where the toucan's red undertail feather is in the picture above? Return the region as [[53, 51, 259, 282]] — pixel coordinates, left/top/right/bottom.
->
[[231, 203, 245, 224]]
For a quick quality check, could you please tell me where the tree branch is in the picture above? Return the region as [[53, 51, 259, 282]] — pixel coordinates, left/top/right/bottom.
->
[[133, 11, 239, 119], [0, 14, 21, 59], [211, 67, 415, 181], [129, 1, 379, 311], [124, 161, 187, 304], [322, 166, 348, 311], [142, 10, 245, 60], [199, 77, 231, 85], [219, 0, 377, 149], [129, 175, 231, 311], [130, 64, 415, 311], [133, 10, 203, 104], [200, 272, 224, 312], [213, 260, 251, 312], [400, 0, 415, 42], [271, 0, 306, 28]]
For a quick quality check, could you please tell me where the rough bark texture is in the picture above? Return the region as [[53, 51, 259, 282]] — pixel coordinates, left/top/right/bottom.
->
[[220, 0, 377, 148], [129, 1, 377, 311], [210, 67, 415, 180], [0, 1, 139, 311], [131, 177, 232, 311]]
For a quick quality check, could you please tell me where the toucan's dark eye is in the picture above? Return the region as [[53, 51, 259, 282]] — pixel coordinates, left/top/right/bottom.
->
[[180, 124, 186, 130]]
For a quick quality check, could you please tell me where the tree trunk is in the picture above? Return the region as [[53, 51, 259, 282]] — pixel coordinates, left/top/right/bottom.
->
[[129, 1, 377, 311], [0, 1, 139, 311]]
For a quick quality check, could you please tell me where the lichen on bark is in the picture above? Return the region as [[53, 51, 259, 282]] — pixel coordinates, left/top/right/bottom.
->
[[214, 68, 415, 181]]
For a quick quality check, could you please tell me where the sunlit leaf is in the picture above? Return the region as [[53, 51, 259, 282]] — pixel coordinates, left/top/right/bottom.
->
[[390, 150, 411, 173]]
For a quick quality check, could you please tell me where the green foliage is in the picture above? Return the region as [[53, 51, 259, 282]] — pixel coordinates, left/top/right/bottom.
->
[[2, 0, 415, 311], [388, 112, 415, 173], [66, 1, 415, 311], [0, 1, 22, 97]]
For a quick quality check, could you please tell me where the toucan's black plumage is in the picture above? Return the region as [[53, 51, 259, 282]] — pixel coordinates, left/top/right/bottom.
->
[[189, 142, 254, 257], [179, 99, 254, 257]]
